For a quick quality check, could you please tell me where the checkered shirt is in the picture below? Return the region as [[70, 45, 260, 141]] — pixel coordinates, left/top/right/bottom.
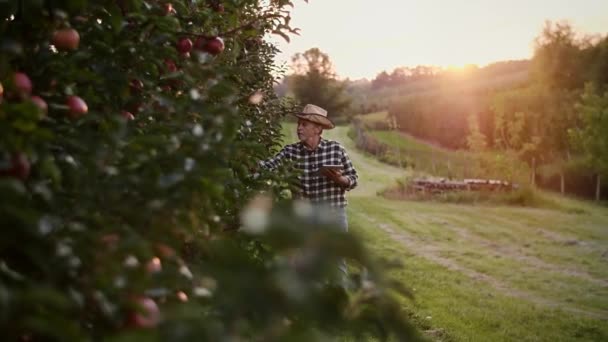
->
[[260, 138, 358, 207]]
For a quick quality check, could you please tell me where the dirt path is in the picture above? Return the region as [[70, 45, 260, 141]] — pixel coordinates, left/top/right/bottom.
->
[[323, 126, 405, 196], [370, 217, 608, 320]]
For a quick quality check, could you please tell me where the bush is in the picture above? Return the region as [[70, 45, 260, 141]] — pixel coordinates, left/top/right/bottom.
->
[[0, 2, 418, 341]]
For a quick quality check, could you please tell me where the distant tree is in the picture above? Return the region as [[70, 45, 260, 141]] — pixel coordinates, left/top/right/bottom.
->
[[570, 84, 608, 200], [466, 113, 487, 152], [584, 36, 608, 90], [532, 21, 588, 90], [371, 71, 391, 89], [290, 48, 351, 121]]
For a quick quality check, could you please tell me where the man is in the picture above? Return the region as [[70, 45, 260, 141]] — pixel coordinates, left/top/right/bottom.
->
[[259, 104, 358, 280], [259, 103, 358, 210]]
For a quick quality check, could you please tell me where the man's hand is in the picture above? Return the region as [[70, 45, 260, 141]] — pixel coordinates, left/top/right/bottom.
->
[[320, 168, 350, 188]]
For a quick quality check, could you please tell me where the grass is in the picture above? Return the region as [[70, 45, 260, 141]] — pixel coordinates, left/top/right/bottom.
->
[[358, 111, 391, 126], [382, 184, 587, 212], [281, 122, 297, 144], [357, 112, 446, 155], [318, 124, 608, 341], [349, 210, 608, 342], [356, 112, 532, 183]]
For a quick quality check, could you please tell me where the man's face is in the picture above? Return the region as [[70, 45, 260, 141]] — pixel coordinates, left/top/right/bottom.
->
[[297, 119, 321, 142]]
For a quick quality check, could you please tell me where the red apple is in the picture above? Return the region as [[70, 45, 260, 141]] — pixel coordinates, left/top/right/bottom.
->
[[129, 79, 144, 92], [203, 37, 224, 55], [155, 243, 175, 258], [176, 38, 193, 54], [66, 96, 88, 118], [121, 111, 135, 120], [0, 82, 4, 98], [128, 297, 161, 329], [52, 28, 80, 50], [212, 3, 224, 13], [176, 291, 188, 302], [14, 72, 32, 95], [100, 233, 120, 247], [164, 59, 177, 73], [30, 96, 48, 115], [146, 257, 162, 273], [0, 152, 30, 181], [163, 3, 176, 16]]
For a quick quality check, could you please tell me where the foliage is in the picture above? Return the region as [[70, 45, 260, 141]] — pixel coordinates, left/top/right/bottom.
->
[[381, 21, 608, 199], [289, 48, 352, 122], [532, 21, 590, 90], [466, 112, 487, 152], [569, 83, 608, 177], [383, 182, 566, 210], [0, 1, 418, 341]]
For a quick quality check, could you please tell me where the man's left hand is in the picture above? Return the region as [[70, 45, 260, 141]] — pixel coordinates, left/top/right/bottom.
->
[[320, 168, 350, 188]]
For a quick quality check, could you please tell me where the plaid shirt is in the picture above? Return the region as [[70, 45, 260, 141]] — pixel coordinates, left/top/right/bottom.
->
[[260, 138, 358, 207]]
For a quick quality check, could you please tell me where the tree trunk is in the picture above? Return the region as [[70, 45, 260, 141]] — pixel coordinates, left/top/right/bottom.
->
[[531, 157, 536, 188], [560, 171, 565, 195], [596, 174, 601, 202], [396, 147, 402, 168], [447, 160, 451, 179]]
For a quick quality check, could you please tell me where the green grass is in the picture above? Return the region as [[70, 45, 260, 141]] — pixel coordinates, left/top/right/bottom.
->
[[281, 122, 297, 144], [318, 124, 608, 341], [371, 130, 450, 155], [349, 207, 608, 341], [364, 128, 531, 184], [358, 111, 390, 125]]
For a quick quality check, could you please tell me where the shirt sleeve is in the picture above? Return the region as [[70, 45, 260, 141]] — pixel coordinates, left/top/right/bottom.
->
[[259, 145, 292, 171], [341, 147, 358, 190]]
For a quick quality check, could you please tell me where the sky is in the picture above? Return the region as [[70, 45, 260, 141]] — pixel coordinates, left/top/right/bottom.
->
[[270, 0, 608, 80]]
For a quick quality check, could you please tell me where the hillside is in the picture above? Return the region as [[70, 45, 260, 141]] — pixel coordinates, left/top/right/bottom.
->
[[347, 60, 530, 113]]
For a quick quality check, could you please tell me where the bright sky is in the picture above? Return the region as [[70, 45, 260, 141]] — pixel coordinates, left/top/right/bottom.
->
[[270, 0, 608, 80]]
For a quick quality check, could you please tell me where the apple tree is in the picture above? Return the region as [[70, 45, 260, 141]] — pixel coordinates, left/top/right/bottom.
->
[[0, 1, 418, 340]]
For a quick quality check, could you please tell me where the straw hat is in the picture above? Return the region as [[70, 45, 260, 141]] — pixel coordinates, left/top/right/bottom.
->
[[293, 104, 335, 129]]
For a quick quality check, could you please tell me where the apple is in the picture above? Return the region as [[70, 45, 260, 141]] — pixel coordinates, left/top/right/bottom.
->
[[0, 81, 4, 98], [30, 96, 48, 115], [212, 3, 225, 13], [164, 59, 177, 73], [176, 291, 188, 302], [203, 37, 225, 55], [155, 243, 175, 258], [66, 96, 88, 118], [52, 28, 80, 50], [163, 3, 176, 16], [14, 72, 32, 95], [0, 152, 30, 181], [99, 233, 120, 247], [176, 38, 193, 54], [121, 111, 135, 121], [129, 79, 144, 92], [127, 297, 161, 329], [146, 257, 162, 273]]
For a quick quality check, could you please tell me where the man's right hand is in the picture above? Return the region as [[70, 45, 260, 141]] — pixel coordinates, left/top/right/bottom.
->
[[320, 168, 350, 188]]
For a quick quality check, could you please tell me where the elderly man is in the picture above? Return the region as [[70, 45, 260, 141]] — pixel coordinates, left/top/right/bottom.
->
[[260, 104, 358, 209], [259, 104, 359, 280]]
